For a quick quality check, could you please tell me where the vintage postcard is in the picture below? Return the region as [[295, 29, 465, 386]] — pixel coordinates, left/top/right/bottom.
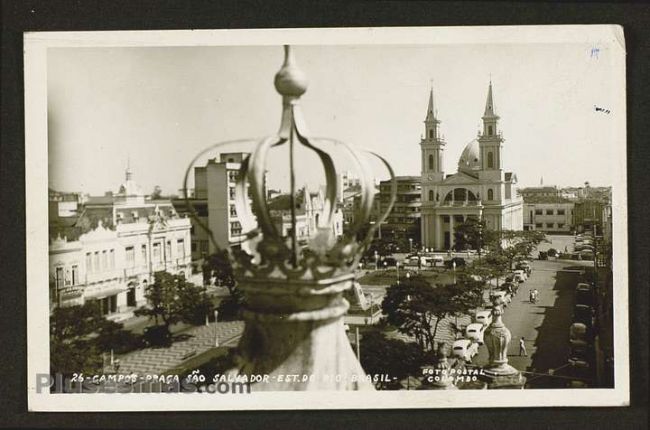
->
[[25, 25, 628, 410]]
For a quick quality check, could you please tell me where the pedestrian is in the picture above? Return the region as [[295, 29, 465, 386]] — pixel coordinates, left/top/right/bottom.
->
[[529, 289, 534, 303], [519, 337, 527, 357]]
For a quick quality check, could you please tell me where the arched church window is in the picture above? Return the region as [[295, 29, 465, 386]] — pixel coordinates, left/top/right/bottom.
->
[[487, 151, 494, 168], [488, 125, 493, 136], [488, 189, 494, 201], [429, 130, 433, 139], [428, 154, 434, 170], [428, 190, 434, 201], [436, 192, 439, 201]]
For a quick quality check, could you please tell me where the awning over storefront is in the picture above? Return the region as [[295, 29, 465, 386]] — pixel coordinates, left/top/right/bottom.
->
[[84, 286, 128, 300]]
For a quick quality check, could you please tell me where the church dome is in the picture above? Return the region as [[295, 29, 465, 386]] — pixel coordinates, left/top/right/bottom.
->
[[458, 139, 481, 174]]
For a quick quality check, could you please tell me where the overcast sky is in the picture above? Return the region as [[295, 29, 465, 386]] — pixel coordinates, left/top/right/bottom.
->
[[48, 43, 620, 196]]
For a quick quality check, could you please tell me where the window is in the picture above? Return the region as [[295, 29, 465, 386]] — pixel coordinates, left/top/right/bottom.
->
[[546, 209, 554, 215], [166, 241, 172, 261], [557, 209, 565, 215], [191, 242, 197, 252], [487, 152, 494, 168], [229, 187, 236, 200], [428, 154, 434, 170], [153, 243, 162, 263], [231, 222, 242, 235], [546, 223, 554, 228], [177, 239, 185, 258], [443, 215, 450, 224], [93, 252, 100, 272], [71, 265, 79, 285], [488, 125, 493, 136], [429, 129, 433, 138], [558, 223, 565, 229], [200, 240, 209, 254], [126, 246, 135, 267], [535, 223, 543, 228], [428, 190, 434, 201], [102, 250, 108, 271], [535, 209, 543, 215], [229, 204, 237, 217], [140, 245, 146, 265], [55, 267, 64, 289], [86, 253, 92, 273], [228, 170, 239, 183], [487, 189, 494, 201]]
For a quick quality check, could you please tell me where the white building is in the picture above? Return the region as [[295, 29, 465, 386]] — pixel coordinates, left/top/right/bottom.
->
[[420, 83, 523, 250], [523, 202, 574, 233], [49, 168, 192, 319]]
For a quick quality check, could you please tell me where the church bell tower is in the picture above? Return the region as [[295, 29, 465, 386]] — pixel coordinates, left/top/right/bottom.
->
[[478, 81, 504, 182]]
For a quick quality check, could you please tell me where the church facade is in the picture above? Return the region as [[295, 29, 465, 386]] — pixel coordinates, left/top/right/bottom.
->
[[420, 83, 523, 250]]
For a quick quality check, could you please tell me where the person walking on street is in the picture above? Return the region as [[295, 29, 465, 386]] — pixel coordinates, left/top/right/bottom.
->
[[529, 289, 535, 303], [519, 337, 528, 357]]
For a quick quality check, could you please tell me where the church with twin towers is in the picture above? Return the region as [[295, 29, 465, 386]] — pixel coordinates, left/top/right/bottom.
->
[[419, 82, 523, 250]]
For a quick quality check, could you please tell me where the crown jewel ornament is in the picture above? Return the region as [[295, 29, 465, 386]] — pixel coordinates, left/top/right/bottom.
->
[[184, 46, 396, 391]]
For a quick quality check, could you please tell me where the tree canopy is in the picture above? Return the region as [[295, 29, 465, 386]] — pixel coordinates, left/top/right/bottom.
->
[[50, 302, 137, 376], [134, 271, 214, 330], [359, 329, 426, 389], [381, 275, 483, 351]]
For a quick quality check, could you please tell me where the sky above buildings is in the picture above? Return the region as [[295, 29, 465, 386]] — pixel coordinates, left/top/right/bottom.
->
[[48, 42, 621, 196]]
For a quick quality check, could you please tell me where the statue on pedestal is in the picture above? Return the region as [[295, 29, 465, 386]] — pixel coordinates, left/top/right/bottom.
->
[[482, 297, 526, 388]]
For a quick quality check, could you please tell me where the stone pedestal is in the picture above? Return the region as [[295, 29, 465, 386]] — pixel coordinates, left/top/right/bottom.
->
[[226, 275, 375, 391], [482, 304, 526, 389]]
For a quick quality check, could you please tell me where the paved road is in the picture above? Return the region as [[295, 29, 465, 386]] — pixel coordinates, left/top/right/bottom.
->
[[473, 235, 592, 387]]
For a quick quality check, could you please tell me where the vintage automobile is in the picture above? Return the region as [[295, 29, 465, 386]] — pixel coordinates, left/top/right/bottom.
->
[[474, 310, 493, 327], [452, 338, 479, 362], [465, 323, 486, 345]]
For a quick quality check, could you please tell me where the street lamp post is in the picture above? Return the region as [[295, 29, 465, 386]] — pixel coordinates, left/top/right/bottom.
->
[[452, 260, 457, 284], [214, 310, 219, 347], [374, 250, 379, 271], [396, 262, 400, 285], [409, 238, 413, 253]]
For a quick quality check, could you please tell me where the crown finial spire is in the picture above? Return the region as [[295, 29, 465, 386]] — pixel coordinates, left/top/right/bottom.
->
[[274, 45, 308, 98], [426, 82, 436, 121]]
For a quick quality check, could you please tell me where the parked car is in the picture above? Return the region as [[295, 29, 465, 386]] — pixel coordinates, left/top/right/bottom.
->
[[452, 339, 479, 362], [538, 251, 548, 260], [474, 310, 493, 327], [426, 255, 444, 267], [465, 323, 486, 344], [381, 257, 398, 267], [579, 250, 594, 260], [512, 269, 528, 281], [575, 283, 595, 307], [500, 281, 518, 295], [444, 257, 466, 269], [569, 322, 591, 349], [490, 290, 512, 306], [515, 262, 532, 275], [573, 304, 595, 328]]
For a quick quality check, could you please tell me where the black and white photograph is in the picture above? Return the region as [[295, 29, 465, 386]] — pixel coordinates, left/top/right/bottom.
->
[[24, 26, 628, 411]]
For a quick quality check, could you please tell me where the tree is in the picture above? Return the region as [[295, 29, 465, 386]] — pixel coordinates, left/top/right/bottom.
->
[[453, 217, 500, 256], [381, 275, 483, 351], [216, 287, 246, 321], [135, 271, 214, 333], [496, 230, 548, 269], [359, 329, 426, 389], [151, 185, 162, 199], [202, 250, 236, 292], [50, 302, 126, 376]]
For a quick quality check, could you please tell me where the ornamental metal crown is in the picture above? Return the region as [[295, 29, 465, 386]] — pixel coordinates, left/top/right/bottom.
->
[[183, 46, 396, 287]]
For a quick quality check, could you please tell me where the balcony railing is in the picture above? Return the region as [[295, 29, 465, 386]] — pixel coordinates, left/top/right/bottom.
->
[[438, 200, 482, 207]]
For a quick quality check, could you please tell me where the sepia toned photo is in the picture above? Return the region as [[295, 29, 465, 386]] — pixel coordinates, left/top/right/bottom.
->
[[25, 26, 628, 410]]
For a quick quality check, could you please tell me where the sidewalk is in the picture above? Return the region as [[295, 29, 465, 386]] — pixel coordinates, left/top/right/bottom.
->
[[115, 321, 244, 375]]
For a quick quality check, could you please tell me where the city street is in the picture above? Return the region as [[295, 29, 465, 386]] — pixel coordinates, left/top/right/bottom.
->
[[473, 235, 592, 387]]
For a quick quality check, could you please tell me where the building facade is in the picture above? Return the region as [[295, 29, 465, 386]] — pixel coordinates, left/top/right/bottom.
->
[[420, 84, 523, 250], [49, 168, 192, 319], [378, 176, 421, 247], [523, 202, 574, 233]]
